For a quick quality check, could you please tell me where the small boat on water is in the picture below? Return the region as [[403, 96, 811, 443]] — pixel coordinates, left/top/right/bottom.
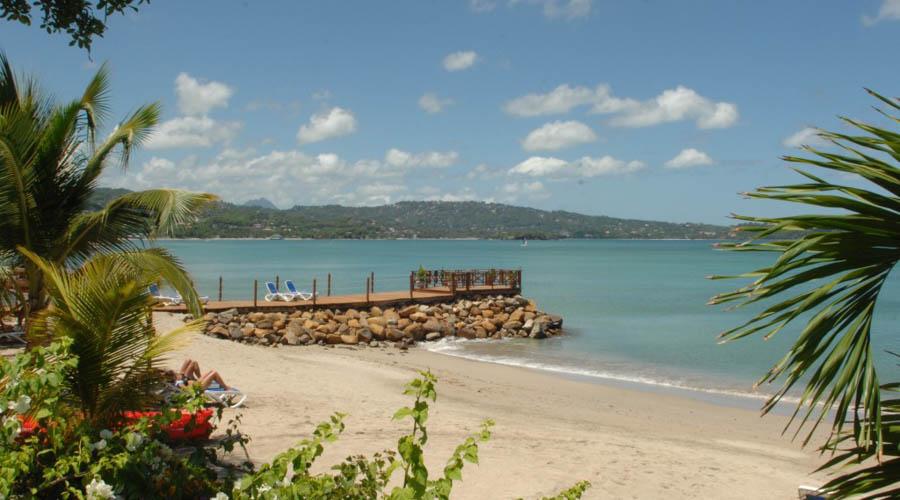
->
[[269, 234, 284, 240], [521, 238, 528, 247]]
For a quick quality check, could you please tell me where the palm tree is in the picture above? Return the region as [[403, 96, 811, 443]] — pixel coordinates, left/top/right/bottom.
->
[[0, 53, 215, 322], [22, 247, 203, 425], [710, 89, 899, 496]]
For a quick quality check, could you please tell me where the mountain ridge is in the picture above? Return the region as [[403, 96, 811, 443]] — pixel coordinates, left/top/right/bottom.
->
[[91, 187, 734, 240]]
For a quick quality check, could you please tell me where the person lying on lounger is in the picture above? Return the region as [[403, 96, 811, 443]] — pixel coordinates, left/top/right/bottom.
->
[[165, 358, 232, 391]]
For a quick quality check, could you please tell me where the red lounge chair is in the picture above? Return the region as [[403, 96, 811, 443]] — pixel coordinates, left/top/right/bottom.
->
[[121, 408, 215, 441]]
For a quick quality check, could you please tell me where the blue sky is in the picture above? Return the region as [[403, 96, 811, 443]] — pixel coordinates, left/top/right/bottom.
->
[[4, 0, 899, 224]]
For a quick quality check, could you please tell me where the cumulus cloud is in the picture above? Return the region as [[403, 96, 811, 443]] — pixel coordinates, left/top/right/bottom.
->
[[783, 127, 828, 148], [175, 73, 234, 116], [443, 51, 478, 71], [297, 107, 357, 144], [863, 0, 900, 25], [146, 116, 241, 149], [504, 83, 738, 129], [418, 93, 453, 113], [466, 163, 503, 180], [522, 120, 597, 151], [385, 148, 459, 168], [509, 155, 645, 178], [664, 148, 714, 169]]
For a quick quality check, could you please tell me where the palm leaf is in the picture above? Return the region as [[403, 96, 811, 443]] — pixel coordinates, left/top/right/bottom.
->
[[710, 90, 900, 472]]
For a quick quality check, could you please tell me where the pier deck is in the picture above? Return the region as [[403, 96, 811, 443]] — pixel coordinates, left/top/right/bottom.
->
[[155, 285, 518, 313]]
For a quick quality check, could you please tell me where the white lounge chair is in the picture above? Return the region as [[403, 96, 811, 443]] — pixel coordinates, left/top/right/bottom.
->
[[264, 281, 290, 302], [0, 326, 26, 345], [284, 280, 314, 301], [149, 284, 209, 306], [205, 383, 247, 408], [149, 284, 181, 306]]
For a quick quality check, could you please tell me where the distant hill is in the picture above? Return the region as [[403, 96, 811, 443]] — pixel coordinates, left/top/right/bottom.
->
[[90, 187, 734, 240], [243, 198, 278, 210]]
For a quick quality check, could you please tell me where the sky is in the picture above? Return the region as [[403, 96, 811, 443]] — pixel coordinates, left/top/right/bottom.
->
[[4, 0, 900, 224]]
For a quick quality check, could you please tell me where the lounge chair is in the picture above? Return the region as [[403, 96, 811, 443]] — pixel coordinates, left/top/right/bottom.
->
[[284, 280, 314, 301], [149, 284, 209, 306], [0, 326, 26, 345], [264, 281, 290, 302], [798, 485, 828, 500], [204, 383, 247, 408], [149, 284, 181, 306]]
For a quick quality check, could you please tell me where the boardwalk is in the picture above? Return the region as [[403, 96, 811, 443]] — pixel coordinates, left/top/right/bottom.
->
[[155, 285, 519, 313]]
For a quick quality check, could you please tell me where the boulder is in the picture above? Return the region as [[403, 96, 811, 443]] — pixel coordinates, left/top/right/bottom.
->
[[387, 327, 407, 342], [529, 321, 547, 339], [341, 334, 359, 345], [325, 334, 343, 345], [256, 320, 273, 330], [358, 328, 373, 343], [422, 319, 442, 333], [284, 331, 300, 345], [474, 327, 487, 339], [369, 323, 385, 338], [403, 322, 422, 339], [481, 320, 497, 333], [482, 309, 494, 319], [210, 325, 229, 338], [348, 318, 361, 329], [457, 327, 476, 339], [253, 328, 273, 338], [345, 308, 360, 319], [228, 325, 243, 340], [502, 321, 523, 331], [410, 312, 429, 323], [217, 309, 238, 324], [273, 319, 286, 330], [370, 306, 383, 316], [399, 305, 418, 318], [241, 325, 255, 337], [425, 332, 442, 341], [303, 319, 319, 330], [398, 318, 411, 329]]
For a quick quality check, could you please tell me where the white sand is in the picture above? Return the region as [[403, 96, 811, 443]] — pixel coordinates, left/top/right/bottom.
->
[[157, 313, 827, 499]]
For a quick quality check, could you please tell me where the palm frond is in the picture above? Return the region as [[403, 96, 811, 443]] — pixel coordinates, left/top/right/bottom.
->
[[20, 247, 203, 423], [710, 90, 900, 464]]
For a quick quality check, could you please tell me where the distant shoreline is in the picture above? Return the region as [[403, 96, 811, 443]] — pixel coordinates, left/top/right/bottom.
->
[[153, 237, 732, 242]]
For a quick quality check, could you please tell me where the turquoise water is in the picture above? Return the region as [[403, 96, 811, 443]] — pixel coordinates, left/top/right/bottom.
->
[[159, 239, 900, 401]]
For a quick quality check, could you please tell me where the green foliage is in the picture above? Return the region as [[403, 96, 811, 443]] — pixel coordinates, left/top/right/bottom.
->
[[0, 53, 215, 319], [0, 0, 150, 50], [0, 339, 249, 498], [89, 189, 734, 240], [710, 89, 900, 496]]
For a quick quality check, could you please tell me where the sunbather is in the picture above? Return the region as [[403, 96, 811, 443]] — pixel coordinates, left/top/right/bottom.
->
[[166, 359, 231, 391]]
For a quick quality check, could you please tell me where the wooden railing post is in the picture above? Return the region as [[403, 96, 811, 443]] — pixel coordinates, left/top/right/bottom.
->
[[253, 280, 258, 307], [327, 273, 332, 296], [312, 279, 317, 306], [409, 272, 414, 299], [218, 276, 223, 301], [370, 272, 375, 293], [365, 277, 370, 304]]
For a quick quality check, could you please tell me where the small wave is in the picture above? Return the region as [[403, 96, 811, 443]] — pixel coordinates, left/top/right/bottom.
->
[[423, 337, 801, 405]]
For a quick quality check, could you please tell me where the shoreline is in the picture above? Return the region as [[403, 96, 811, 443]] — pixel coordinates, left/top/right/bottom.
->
[[157, 313, 827, 498]]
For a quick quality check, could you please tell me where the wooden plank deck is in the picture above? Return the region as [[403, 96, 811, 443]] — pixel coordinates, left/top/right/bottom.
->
[[155, 285, 519, 313]]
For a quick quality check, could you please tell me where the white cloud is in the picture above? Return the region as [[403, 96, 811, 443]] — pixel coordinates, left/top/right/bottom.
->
[[466, 163, 503, 180], [174, 73, 234, 116], [443, 51, 479, 71], [783, 127, 828, 148], [419, 93, 453, 113], [510, 0, 592, 19], [146, 116, 241, 149], [297, 107, 357, 144], [664, 148, 714, 169], [504, 83, 738, 129], [509, 155, 644, 178], [522, 120, 597, 151], [385, 148, 459, 168], [863, 0, 900, 25]]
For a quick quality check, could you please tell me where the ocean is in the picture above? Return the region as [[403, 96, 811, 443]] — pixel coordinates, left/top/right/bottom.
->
[[159, 239, 900, 405]]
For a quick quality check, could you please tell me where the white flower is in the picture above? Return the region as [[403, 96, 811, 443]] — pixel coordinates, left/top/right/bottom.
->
[[85, 477, 115, 500], [258, 485, 272, 494], [91, 439, 107, 451], [214, 493, 229, 500], [125, 432, 143, 451], [99, 429, 113, 440], [13, 395, 31, 414], [232, 480, 241, 490]]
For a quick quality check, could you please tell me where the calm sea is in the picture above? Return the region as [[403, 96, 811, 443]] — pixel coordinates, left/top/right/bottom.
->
[[159, 239, 900, 404]]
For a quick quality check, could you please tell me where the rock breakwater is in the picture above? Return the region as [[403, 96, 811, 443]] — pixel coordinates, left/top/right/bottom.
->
[[198, 295, 563, 348]]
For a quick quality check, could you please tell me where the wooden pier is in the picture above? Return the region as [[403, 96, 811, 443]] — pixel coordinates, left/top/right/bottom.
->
[[156, 269, 522, 314]]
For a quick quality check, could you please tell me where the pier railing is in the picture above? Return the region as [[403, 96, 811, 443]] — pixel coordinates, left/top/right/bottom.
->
[[409, 268, 522, 293]]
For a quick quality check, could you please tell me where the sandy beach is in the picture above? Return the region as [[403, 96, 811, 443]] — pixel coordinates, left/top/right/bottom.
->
[[158, 313, 826, 499]]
